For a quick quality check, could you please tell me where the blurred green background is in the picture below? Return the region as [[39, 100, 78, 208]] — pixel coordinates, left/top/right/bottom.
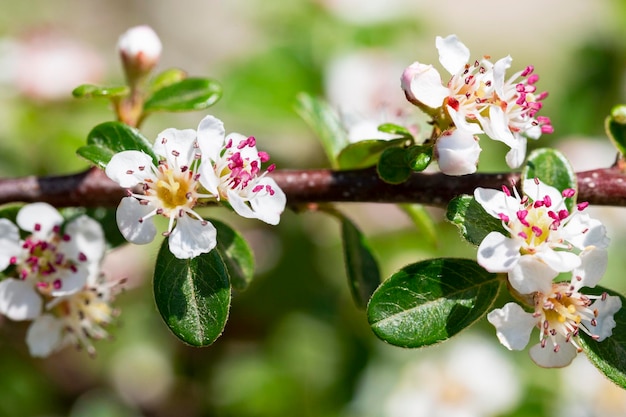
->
[[2, 1, 626, 416]]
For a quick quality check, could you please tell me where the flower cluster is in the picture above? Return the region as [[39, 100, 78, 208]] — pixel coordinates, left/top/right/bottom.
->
[[105, 115, 286, 259], [475, 179, 621, 367], [0, 203, 122, 356], [401, 35, 553, 175]]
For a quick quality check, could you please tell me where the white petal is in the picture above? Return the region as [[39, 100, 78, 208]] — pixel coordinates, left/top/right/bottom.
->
[[0, 278, 42, 320], [17, 202, 63, 235], [62, 215, 105, 264], [229, 133, 259, 160], [248, 178, 287, 225], [562, 215, 610, 249], [435, 130, 481, 176], [435, 34, 470, 75], [504, 137, 527, 169], [529, 338, 578, 368], [521, 179, 562, 206], [481, 106, 516, 147], [493, 56, 512, 98], [168, 216, 217, 259], [50, 267, 89, 297], [0, 219, 21, 270], [571, 247, 608, 290], [402, 63, 449, 108], [152, 128, 197, 165], [105, 151, 156, 188], [473, 188, 519, 219], [115, 197, 157, 245], [196, 115, 226, 161], [476, 232, 521, 273], [26, 314, 64, 357], [535, 248, 581, 273], [447, 106, 484, 135], [587, 295, 621, 341], [198, 162, 220, 197], [226, 190, 256, 219], [508, 255, 558, 294], [487, 303, 536, 350]]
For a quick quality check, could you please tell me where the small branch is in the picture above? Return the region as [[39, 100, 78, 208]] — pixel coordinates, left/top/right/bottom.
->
[[0, 166, 625, 209]]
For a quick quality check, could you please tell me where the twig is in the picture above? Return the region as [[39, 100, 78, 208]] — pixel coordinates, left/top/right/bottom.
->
[[0, 166, 624, 209]]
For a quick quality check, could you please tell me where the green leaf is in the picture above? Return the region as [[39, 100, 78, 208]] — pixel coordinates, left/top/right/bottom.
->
[[72, 84, 128, 99], [0, 204, 22, 225], [367, 258, 500, 348], [522, 148, 577, 211], [212, 219, 255, 291], [376, 146, 411, 184], [406, 145, 432, 172], [605, 104, 626, 156], [580, 286, 626, 388], [294, 93, 349, 169], [149, 68, 188, 93], [337, 138, 406, 169], [340, 216, 381, 309], [446, 195, 507, 246], [377, 123, 413, 137], [144, 78, 222, 112], [77, 121, 157, 169], [153, 239, 231, 346]]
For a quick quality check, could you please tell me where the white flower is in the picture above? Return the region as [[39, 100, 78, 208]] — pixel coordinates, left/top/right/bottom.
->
[[478, 63, 553, 168], [487, 248, 621, 368], [105, 123, 218, 259], [197, 115, 286, 225], [475, 179, 608, 294], [117, 25, 161, 81], [435, 129, 481, 175], [26, 272, 123, 357], [401, 34, 552, 168], [0, 203, 104, 321]]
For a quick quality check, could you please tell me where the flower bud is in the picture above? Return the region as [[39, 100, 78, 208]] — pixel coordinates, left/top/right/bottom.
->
[[435, 129, 481, 175], [117, 25, 162, 85], [400, 62, 448, 109]]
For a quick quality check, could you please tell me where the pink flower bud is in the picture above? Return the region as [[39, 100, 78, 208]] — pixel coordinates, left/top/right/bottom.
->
[[435, 129, 481, 175], [117, 25, 162, 83]]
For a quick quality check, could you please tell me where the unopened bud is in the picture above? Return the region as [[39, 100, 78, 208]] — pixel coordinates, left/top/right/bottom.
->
[[435, 129, 481, 176], [118, 25, 162, 85]]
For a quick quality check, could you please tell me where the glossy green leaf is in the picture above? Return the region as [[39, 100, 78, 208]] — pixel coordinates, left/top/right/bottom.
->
[[377, 123, 413, 138], [376, 146, 411, 184], [0, 204, 22, 225], [368, 258, 500, 348], [294, 93, 349, 168], [72, 84, 128, 99], [77, 121, 157, 169], [340, 215, 381, 309], [580, 286, 626, 389], [337, 138, 405, 169], [522, 148, 577, 212], [212, 219, 255, 291], [153, 240, 231, 346], [406, 145, 432, 172], [149, 68, 188, 93], [605, 104, 626, 156], [446, 195, 507, 246], [144, 77, 222, 112]]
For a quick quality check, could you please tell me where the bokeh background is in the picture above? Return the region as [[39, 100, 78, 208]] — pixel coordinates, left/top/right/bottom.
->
[[1, 1, 626, 416]]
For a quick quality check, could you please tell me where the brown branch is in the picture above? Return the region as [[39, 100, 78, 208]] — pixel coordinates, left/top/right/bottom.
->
[[0, 166, 625, 209]]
